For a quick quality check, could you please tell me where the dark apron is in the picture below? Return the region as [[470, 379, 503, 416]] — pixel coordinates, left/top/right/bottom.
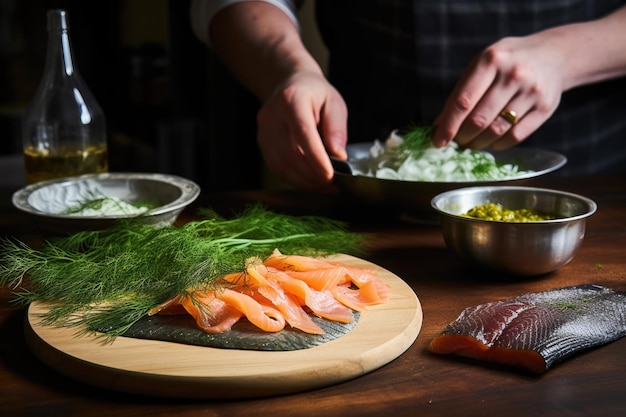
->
[[316, 0, 626, 175]]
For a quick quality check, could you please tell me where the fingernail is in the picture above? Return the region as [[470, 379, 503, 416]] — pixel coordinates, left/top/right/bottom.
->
[[432, 133, 447, 148]]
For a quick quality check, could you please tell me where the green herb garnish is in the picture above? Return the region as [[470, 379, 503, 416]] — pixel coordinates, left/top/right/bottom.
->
[[398, 125, 435, 158], [376, 124, 530, 181], [0, 204, 365, 338], [63, 196, 156, 216], [549, 298, 589, 313]]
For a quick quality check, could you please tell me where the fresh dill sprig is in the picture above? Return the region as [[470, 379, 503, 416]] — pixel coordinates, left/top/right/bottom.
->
[[398, 125, 435, 157], [0, 204, 365, 338], [549, 298, 590, 313], [392, 124, 523, 180]]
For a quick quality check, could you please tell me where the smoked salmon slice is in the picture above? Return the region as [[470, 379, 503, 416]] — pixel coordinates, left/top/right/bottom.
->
[[330, 280, 387, 312], [149, 291, 244, 334], [427, 285, 626, 373], [150, 250, 390, 335], [265, 267, 356, 324], [246, 265, 326, 334]]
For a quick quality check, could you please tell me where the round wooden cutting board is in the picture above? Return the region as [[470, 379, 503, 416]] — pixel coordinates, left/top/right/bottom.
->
[[24, 254, 422, 399]]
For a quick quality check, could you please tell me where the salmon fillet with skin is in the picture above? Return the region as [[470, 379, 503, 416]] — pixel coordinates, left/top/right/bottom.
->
[[427, 285, 626, 373]]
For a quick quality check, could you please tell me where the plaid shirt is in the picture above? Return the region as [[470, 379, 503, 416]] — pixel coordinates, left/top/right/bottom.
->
[[316, 0, 626, 175]]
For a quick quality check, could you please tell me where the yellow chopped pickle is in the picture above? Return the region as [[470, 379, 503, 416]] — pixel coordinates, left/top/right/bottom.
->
[[462, 203, 556, 222]]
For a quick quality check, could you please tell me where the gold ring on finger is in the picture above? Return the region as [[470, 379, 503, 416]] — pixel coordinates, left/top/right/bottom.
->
[[499, 109, 519, 125]]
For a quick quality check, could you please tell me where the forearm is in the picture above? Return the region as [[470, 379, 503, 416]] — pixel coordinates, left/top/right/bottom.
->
[[209, 2, 323, 101], [547, 5, 626, 91]]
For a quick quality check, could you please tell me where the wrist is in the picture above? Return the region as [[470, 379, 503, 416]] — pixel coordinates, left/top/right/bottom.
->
[[549, 15, 626, 91], [210, 1, 323, 101]]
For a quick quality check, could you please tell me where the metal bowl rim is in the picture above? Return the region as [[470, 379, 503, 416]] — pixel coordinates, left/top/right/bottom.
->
[[338, 143, 567, 183], [430, 185, 597, 223], [12, 172, 201, 220]]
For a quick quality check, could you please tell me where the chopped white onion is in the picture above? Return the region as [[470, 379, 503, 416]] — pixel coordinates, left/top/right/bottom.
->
[[355, 130, 532, 182]]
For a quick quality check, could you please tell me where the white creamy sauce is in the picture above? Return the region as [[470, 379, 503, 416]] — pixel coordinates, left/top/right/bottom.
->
[[64, 197, 150, 217]]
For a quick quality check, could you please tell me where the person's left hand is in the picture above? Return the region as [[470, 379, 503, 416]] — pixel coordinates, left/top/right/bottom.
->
[[432, 33, 567, 150]]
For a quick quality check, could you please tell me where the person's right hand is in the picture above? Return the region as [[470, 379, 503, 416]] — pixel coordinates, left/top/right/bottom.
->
[[256, 71, 349, 191]]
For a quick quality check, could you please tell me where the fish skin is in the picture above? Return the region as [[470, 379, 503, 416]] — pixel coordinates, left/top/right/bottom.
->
[[428, 285, 626, 373]]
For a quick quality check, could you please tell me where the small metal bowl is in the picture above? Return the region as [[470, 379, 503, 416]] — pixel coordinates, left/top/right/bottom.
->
[[12, 172, 200, 236], [431, 186, 597, 276]]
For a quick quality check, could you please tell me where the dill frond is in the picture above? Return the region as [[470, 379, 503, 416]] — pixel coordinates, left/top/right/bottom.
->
[[399, 125, 435, 157], [0, 204, 365, 337]]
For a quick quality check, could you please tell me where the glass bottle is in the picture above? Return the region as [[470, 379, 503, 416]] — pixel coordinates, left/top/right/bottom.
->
[[22, 9, 108, 185]]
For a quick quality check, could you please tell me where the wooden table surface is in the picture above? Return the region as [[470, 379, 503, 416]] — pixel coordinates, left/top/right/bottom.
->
[[1, 174, 625, 416]]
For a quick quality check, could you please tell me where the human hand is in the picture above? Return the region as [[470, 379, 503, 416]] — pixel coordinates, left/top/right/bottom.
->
[[256, 71, 348, 190], [432, 34, 567, 151]]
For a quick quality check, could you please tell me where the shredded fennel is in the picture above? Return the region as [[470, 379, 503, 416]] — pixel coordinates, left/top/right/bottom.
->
[[355, 128, 532, 182]]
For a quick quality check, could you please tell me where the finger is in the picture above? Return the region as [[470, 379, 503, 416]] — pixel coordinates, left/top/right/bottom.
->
[[433, 55, 498, 147], [490, 109, 547, 150], [454, 57, 539, 146], [455, 88, 520, 147], [464, 98, 533, 149], [287, 97, 335, 180], [465, 114, 518, 150], [256, 113, 322, 189], [263, 102, 334, 190], [261, 138, 323, 190]]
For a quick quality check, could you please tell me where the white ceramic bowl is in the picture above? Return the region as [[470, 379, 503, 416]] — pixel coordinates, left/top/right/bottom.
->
[[12, 172, 200, 235]]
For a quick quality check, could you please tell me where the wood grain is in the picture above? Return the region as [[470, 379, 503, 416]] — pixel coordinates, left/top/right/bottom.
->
[[3, 175, 626, 416], [24, 254, 422, 399]]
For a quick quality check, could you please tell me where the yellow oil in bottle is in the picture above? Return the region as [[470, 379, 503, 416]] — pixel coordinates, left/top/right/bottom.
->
[[23, 144, 108, 184], [22, 10, 109, 186]]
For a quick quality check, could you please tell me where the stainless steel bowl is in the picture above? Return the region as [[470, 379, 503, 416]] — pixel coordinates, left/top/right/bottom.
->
[[431, 186, 597, 276], [12, 172, 200, 236], [333, 143, 567, 219]]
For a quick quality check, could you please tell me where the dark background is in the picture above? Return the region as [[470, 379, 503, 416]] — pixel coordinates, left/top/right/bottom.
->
[[0, 0, 264, 191]]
